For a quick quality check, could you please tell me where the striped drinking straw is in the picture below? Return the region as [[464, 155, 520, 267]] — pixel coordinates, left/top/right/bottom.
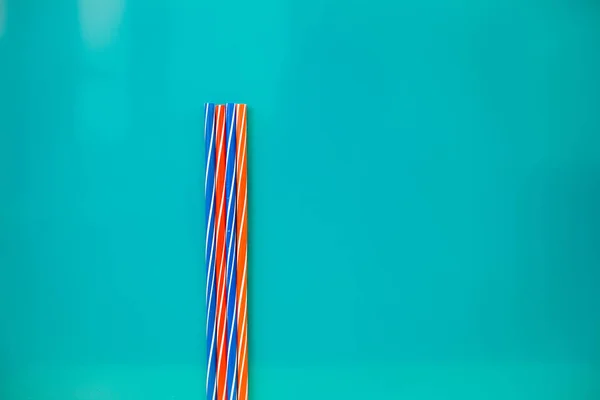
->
[[214, 105, 229, 400], [224, 103, 239, 400], [204, 103, 217, 400], [235, 104, 249, 400]]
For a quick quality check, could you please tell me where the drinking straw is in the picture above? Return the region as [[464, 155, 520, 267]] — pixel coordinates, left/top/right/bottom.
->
[[214, 104, 229, 400], [235, 104, 249, 400], [204, 103, 217, 400], [224, 103, 239, 400]]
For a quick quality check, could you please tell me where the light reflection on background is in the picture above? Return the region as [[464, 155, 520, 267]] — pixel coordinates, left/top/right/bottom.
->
[[75, 0, 129, 144], [78, 0, 124, 48]]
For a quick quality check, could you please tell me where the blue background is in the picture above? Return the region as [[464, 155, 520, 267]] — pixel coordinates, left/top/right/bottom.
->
[[1, 0, 600, 398]]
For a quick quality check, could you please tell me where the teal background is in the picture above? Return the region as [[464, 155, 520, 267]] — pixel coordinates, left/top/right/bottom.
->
[[1, 0, 600, 398]]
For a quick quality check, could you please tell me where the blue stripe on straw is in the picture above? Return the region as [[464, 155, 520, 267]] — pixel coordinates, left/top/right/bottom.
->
[[204, 103, 218, 400], [224, 103, 239, 400]]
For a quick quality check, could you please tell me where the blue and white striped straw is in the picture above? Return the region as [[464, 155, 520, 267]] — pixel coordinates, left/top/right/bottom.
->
[[204, 103, 218, 400], [224, 103, 239, 400]]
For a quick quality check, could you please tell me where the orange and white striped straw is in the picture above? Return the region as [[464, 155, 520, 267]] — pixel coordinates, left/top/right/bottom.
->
[[235, 104, 249, 400], [214, 105, 229, 400]]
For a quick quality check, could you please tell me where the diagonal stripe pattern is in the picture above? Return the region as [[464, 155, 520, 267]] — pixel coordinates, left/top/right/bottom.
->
[[213, 105, 229, 400], [205, 103, 249, 400], [235, 104, 249, 400], [204, 103, 218, 400], [224, 103, 239, 400]]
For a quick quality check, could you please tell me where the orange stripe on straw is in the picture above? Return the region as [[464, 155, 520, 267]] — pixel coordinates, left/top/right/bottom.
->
[[214, 105, 229, 400], [235, 104, 249, 400]]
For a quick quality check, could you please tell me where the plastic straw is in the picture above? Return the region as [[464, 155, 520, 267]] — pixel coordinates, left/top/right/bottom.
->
[[204, 103, 217, 400], [214, 104, 229, 400], [235, 104, 249, 400], [225, 103, 239, 400]]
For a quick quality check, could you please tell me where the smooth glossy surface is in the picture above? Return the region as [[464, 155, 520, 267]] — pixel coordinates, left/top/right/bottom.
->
[[1, 0, 600, 398]]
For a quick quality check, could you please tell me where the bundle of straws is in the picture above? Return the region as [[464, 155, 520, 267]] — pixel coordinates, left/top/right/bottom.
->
[[204, 103, 249, 400]]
